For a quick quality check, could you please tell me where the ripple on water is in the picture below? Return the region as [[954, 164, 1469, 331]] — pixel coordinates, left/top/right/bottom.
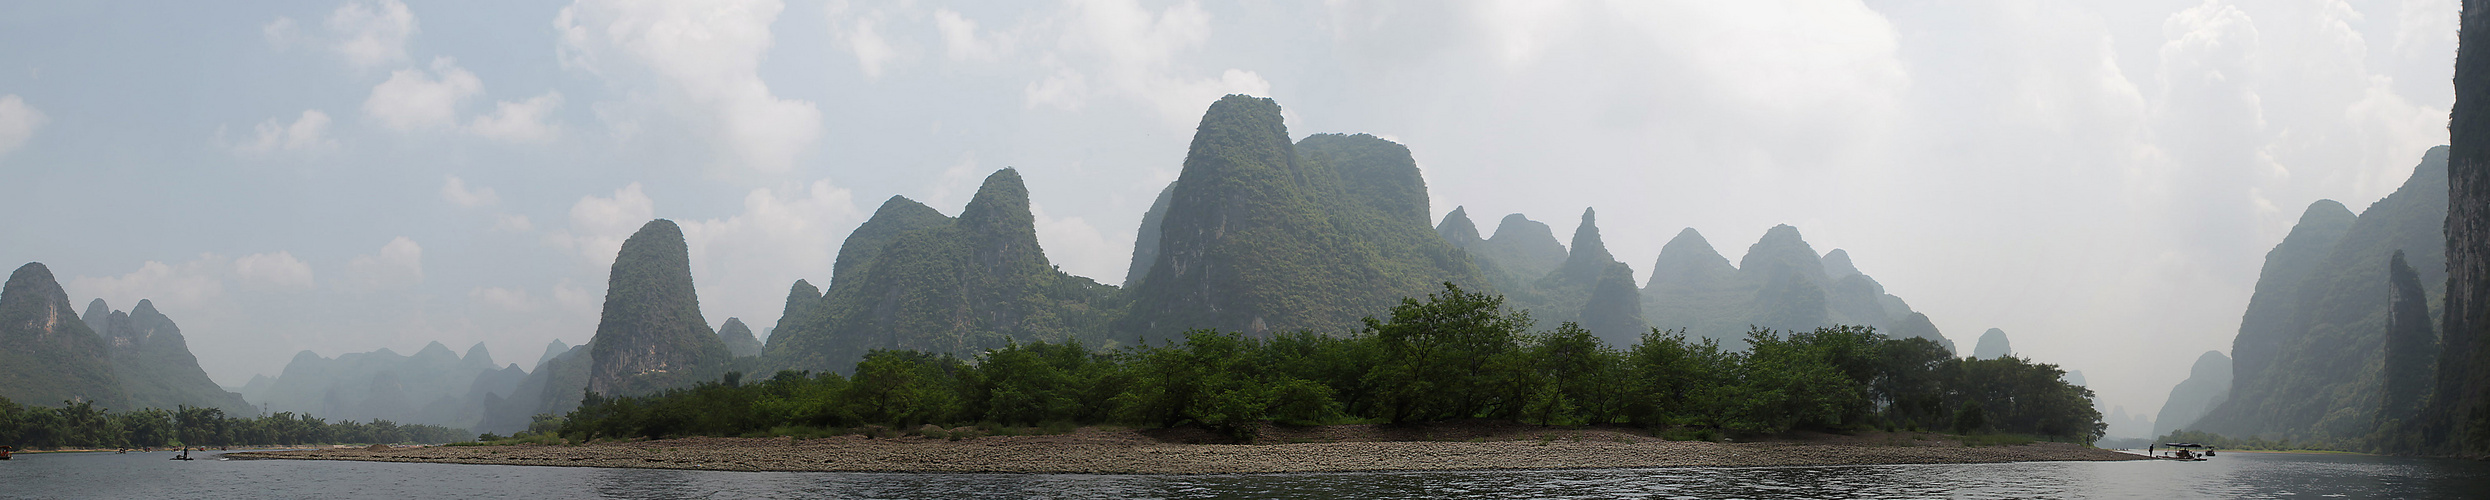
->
[[2, 450, 2487, 498]]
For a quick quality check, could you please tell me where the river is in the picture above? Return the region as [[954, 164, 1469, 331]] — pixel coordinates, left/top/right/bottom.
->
[[2, 448, 2484, 498]]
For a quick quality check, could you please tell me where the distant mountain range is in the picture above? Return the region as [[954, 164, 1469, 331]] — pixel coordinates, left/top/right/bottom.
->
[[4, 95, 2031, 433]]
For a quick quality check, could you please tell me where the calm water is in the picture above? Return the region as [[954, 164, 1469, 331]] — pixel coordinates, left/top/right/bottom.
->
[[2, 449, 2486, 499]]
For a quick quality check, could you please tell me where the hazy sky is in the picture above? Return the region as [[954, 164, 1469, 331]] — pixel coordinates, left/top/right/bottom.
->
[[0, 0, 2455, 419]]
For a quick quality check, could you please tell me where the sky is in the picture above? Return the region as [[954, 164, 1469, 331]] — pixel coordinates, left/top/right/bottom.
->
[[0, 0, 2457, 421]]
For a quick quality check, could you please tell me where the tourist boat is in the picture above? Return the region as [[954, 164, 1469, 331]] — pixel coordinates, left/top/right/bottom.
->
[[170, 447, 192, 461], [2, 445, 13, 460], [2147, 442, 2213, 461]]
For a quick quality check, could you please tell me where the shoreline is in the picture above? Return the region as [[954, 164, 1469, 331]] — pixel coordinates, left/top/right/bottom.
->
[[228, 426, 2146, 475]]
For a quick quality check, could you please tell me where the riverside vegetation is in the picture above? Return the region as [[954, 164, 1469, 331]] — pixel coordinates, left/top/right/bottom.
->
[[549, 283, 2103, 445], [0, 397, 465, 449]]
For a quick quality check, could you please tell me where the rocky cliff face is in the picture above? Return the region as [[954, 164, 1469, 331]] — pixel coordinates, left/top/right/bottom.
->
[[586, 219, 733, 396], [85, 299, 252, 413], [1121, 96, 1488, 340], [1124, 183, 1177, 288], [2382, 251, 2436, 428], [0, 262, 126, 408], [2427, 0, 2490, 456]]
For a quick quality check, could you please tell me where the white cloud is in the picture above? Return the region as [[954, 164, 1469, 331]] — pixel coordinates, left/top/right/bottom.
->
[[466, 91, 564, 142], [232, 252, 317, 291], [547, 183, 656, 268], [261, 16, 301, 47], [555, 0, 823, 172], [493, 214, 535, 232], [1019, 0, 1272, 128], [934, 8, 1009, 62], [0, 94, 46, 158], [543, 178, 865, 333], [365, 57, 482, 131], [441, 175, 500, 208], [67, 256, 230, 307], [231, 109, 336, 154], [678, 179, 866, 327], [469, 286, 539, 312], [327, 0, 419, 69], [345, 237, 424, 290], [830, 7, 900, 78], [551, 279, 599, 315], [2395, 0, 2458, 59], [1031, 203, 1124, 284]]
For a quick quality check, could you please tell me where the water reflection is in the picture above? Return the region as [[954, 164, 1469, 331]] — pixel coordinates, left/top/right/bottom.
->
[[1, 448, 2485, 499]]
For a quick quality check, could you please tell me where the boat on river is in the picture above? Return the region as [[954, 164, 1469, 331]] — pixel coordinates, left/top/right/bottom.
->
[[2148, 443, 2214, 461]]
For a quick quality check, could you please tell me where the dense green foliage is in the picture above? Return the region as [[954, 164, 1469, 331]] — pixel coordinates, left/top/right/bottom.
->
[[561, 284, 2102, 443], [588, 219, 735, 397], [0, 396, 465, 449]]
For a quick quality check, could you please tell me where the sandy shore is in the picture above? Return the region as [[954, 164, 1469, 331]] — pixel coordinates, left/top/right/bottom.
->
[[228, 425, 2145, 475]]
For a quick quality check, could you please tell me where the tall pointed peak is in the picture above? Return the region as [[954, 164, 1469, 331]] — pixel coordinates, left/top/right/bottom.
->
[[1558, 208, 1616, 277], [418, 340, 455, 357], [1648, 227, 1737, 290], [464, 342, 492, 362], [835, 196, 958, 286], [1973, 328, 2013, 359], [2298, 199, 2355, 226], [959, 168, 1033, 231], [1738, 224, 1824, 281], [1437, 206, 1483, 247], [1489, 213, 1563, 251], [130, 298, 163, 319], [873, 195, 940, 217], [1822, 249, 1861, 281], [590, 217, 729, 395]]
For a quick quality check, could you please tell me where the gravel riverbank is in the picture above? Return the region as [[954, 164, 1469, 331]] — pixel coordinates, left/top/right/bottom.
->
[[228, 426, 2145, 475]]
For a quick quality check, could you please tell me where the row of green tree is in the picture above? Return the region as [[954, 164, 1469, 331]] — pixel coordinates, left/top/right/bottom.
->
[[0, 397, 467, 449], [561, 284, 2104, 443]]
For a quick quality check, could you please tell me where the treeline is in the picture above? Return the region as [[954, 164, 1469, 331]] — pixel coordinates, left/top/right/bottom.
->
[[0, 397, 467, 450], [560, 284, 2103, 443]]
